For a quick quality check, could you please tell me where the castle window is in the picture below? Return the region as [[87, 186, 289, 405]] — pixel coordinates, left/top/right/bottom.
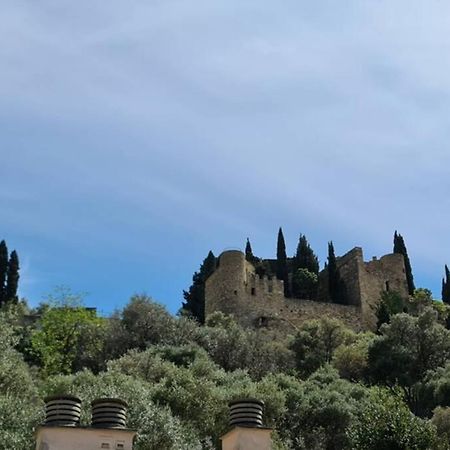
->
[[251, 287, 256, 296], [234, 290, 238, 295], [268, 285, 273, 293], [385, 281, 390, 292]]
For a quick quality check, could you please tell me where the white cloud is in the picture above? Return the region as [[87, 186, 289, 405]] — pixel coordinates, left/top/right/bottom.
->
[[1, 0, 450, 304]]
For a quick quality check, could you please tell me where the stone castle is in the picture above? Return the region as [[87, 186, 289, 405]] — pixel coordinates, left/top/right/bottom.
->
[[205, 247, 409, 332]]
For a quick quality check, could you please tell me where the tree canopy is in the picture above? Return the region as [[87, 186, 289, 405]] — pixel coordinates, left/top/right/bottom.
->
[[394, 231, 415, 295]]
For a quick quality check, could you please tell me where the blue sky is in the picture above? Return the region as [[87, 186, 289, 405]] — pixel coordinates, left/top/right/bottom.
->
[[1, 1, 450, 313]]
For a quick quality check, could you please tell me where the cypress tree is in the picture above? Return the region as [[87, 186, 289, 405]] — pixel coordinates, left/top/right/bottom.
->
[[393, 231, 415, 295], [182, 251, 216, 324], [5, 250, 19, 304], [328, 241, 347, 304], [245, 238, 254, 262], [0, 240, 8, 306], [328, 241, 338, 299], [294, 234, 319, 275], [276, 227, 290, 297], [442, 265, 450, 304]]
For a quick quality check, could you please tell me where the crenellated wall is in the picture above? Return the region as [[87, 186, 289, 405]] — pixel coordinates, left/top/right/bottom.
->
[[205, 248, 409, 332]]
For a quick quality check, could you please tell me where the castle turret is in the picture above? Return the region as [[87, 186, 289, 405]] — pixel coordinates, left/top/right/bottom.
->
[[205, 250, 247, 318]]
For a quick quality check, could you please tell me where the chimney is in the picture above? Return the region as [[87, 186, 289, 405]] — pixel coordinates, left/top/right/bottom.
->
[[44, 395, 82, 427], [36, 396, 136, 450], [91, 398, 128, 429], [221, 399, 272, 450]]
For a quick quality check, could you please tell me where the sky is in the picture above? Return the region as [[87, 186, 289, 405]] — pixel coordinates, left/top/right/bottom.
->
[[1, 0, 450, 314]]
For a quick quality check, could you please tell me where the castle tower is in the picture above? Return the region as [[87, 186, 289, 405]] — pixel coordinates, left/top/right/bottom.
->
[[204, 246, 409, 332], [205, 250, 248, 319]]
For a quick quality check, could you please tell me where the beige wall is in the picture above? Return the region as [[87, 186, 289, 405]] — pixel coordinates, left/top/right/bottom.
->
[[35, 426, 135, 450], [205, 250, 363, 332], [360, 253, 408, 329], [221, 427, 272, 450], [205, 248, 409, 333]]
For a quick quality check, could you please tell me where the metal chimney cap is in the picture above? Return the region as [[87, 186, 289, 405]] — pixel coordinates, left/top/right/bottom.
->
[[91, 398, 128, 408], [228, 398, 265, 429], [44, 395, 82, 427], [228, 398, 265, 408], [44, 395, 81, 403]]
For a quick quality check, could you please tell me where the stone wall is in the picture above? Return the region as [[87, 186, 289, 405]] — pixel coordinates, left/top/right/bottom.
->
[[316, 247, 364, 305], [205, 250, 363, 332], [205, 248, 409, 333], [360, 253, 408, 329]]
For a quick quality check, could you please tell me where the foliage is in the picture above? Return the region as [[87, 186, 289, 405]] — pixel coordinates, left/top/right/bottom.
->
[[327, 241, 347, 304], [182, 251, 216, 323], [31, 290, 106, 375], [0, 240, 8, 307], [0, 310, 42, 450], [3, 284, 450, 449], [332, 332, 374, 381], [292, 268, 318, 300], [443, 266, 450, 304], [368, 310, 450, 413], [0, 240, 20, 307], [375, 290, 405, 330], [394, 231, 415, 295], [347, 388, 437, 450], [198, 312, 295, 379], [276, 227, 290, 297], [290, 318, 350, 377], [5, 250, 19, 304], [420, 363, 450, 415], [273, 366, 367, 450], [0, 395, 43, 450], [407, 288, 450, 325], [108, 295, 177, 353], [244, 238, 260, 266], [294, 234, 319, 276], [431, 407, 450, 449], [0, 313, 36, 398]]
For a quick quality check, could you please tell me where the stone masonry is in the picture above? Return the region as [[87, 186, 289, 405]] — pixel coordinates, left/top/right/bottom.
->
[[205, 247, 409, 332]]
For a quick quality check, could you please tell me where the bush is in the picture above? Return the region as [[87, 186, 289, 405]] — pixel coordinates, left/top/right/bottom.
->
[[347, 388, 437, 450]]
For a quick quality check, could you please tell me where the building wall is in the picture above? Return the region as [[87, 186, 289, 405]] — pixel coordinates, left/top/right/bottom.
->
[[360, 253, 408, 329], [35, 427, 135, 450], [205, 248, 409, 332]]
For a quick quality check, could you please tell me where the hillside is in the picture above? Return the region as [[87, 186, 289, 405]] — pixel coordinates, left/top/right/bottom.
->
[[2, 287, 450, 449]]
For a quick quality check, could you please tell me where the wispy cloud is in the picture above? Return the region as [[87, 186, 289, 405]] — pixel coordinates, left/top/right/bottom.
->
[[1, 0, 450, 309]]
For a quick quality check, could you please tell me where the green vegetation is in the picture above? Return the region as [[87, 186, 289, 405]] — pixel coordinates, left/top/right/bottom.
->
[[3, 233, 450, 449], [294, 234, 319, 276], [276, 227, 290, 296], [443, 265, 450, 304], [292, 268, 318, 300], [327, 241, 347, 304], [181, 250, 216, 323], [394, 231, 415, 295], [291, 234, 319, 300], [0, 240, 20, 307], [2, 287, 450, 449]]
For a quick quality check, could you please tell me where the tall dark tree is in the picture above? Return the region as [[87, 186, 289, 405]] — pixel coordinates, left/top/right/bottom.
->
[[393, 231, 415, 295], [181, 251, 216, 324], [5, 250, 19, 304], [294, 234, 319, 275], [276, 227, 290, 297], [245, 238, 254, 262], [328, 241, 347, 304], [0, 240, 8, 306], [442, 265, 450, 304]]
